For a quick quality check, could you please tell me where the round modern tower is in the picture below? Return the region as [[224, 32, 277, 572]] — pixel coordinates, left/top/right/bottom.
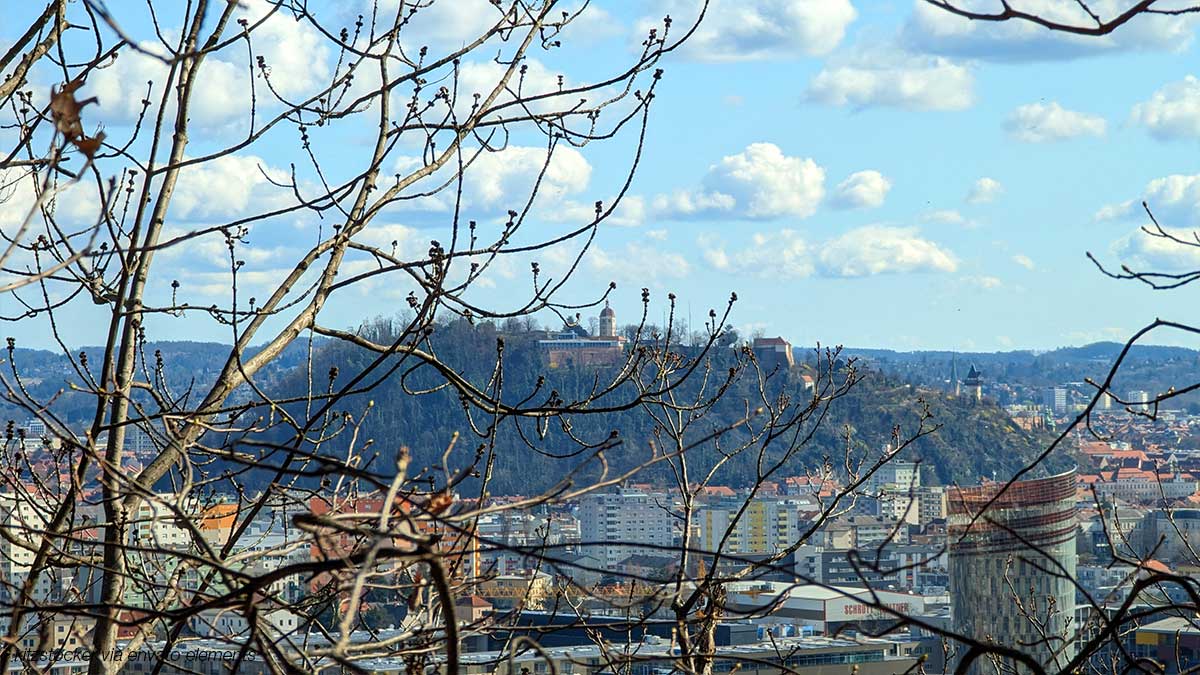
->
[[948, 469, 1078, 674]]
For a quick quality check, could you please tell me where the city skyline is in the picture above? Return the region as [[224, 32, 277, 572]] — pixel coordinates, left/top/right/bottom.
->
[[4, 3, 1200, 673]]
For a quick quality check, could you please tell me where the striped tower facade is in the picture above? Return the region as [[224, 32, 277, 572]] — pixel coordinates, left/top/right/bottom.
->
[[949, 469, 1078, 674]]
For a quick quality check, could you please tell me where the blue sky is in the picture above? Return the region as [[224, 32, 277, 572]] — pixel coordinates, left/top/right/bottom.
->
[[4, 0, 1200, 352]]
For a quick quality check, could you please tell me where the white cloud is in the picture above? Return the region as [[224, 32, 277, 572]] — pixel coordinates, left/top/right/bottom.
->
[[1005, 102, 1106, 142], [817, 225, 958, 277], [702, 230, 814, 278], [0, 172, 104, 278], [705, 144, 825, 218], [0, 170, 101, 230], [561, 6, 624, 43], [1143, 175, 1200, 224], [379, 145, 597, 225], [1097, 174, 1200, 226], [920, 209, 967, 226], [652, 190, 737, 217], [88, 46, 233, 126], [703, 244, 731, 271], [637, 0, 857, 62], [655, 143, 825, 220], [378, 0, 502, 49], [964, 275, 1003, 290], [966, 177, 1003, 204], [466, 146, 590, 207], [342, 221, 505, 296], [179, 267, 301, 298], [1094, 200, 1136, 222], [645, 228, 669, 241], [698, 225, 957, 278], [245, 2, 333, 97], [384, 145, 649, 234], [342, 9, 613, 126], [1013, 254, 1036, 270], [170, 155, 291, 221], [1131, 76, 1200, 140], [355, 223, 418, 253], [831, 170, 892, 209], [903, 0, 1196, 62], [805, 51, 973, 111], [1112, 226, 1200, 271], [377, 0, 617, 49], [86, 1, 329, 128], [156, 226, 296, 273], [0, 165, 279, 288], [588, 243, 691, 282], [555, 196, 646, 227], [445, 58, 570, 121]]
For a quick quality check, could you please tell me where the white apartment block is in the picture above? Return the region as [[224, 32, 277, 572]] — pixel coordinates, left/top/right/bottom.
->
[[578, 489, 675, 569], [878, 485, 947, 526], [0, 491, 71, 608], [867, 461, 921, 494], [0, 491, 48, 576], [129, 496, 194, 550]]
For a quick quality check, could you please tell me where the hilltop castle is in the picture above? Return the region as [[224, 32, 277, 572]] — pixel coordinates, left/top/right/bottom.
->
[[537, 302, 626, 368]]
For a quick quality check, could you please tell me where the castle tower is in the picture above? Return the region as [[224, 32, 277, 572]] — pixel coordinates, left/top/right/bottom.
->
[[962, 364, 983, 403], [599, 301, 616, 338]]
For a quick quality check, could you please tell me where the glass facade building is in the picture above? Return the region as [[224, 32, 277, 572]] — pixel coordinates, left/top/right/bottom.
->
[[949, 470, 1078, 674]]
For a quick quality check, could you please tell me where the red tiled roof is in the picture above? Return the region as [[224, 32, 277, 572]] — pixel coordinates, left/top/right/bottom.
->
[[1140, 559, 1171, 574], [456, 595, 493, 607]]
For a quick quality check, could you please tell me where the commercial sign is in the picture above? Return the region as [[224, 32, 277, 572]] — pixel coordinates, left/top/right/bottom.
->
[[826, 596, 914, 622]]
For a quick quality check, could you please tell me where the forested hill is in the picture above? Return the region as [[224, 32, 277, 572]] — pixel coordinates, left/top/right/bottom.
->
[[4, 323, 1067, 495], [258, 319, 1064, 494]]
